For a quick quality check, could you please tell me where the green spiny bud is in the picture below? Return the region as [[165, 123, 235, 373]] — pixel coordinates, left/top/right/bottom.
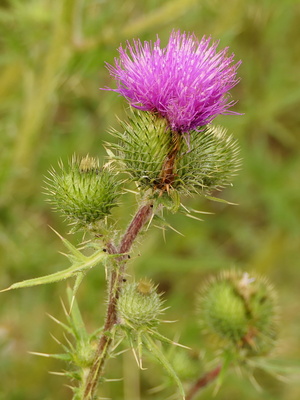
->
[[177, 125, 240, 195], [72, 340, 96, 368], [109, 111, 172, 190], [109, 110, 240, 199], [117, 279, 164, 329], [45, 155, 121, 231], [197, 270, 278, 357]]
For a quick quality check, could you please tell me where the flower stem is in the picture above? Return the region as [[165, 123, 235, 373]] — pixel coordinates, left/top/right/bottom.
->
[[186, 364, 222, 400], [82, 202, 153, 399], [157, 130, 181, 192]]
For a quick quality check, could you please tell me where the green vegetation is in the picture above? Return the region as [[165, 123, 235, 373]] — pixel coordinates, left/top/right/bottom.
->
[[1, 0, 300, 399]]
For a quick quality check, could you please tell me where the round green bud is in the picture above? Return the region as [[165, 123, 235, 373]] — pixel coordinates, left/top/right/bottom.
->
[[197, 270, 278, 357], [117, 280, 164, 329], [45, 155, 121, 231], [109, 110, 240, 198], [73, 340, 96, 368]]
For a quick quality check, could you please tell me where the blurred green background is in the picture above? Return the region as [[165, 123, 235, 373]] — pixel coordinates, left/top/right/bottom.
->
[[1, 0, 300, 399]]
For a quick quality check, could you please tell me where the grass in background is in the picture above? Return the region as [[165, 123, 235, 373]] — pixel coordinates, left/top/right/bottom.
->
[[0, 0, 300, 399]]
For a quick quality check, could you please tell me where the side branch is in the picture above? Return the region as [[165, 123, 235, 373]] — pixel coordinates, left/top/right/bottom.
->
[[186, 364, 222, 400]]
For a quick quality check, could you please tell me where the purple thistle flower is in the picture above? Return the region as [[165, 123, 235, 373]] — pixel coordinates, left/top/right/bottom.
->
[[103, 30, 241, 133]]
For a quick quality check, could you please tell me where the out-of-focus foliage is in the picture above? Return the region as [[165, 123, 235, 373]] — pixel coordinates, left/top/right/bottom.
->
[[0, 0, 300, 399]]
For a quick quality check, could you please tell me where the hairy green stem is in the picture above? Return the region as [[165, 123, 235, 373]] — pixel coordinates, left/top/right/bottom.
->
[[83, 203, 153, 399], [186, 364, 222, 400]]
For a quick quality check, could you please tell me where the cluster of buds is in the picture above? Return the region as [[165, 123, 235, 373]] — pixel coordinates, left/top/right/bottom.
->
[[105, 30, 241, 204], [110, 112, 240, 199], [46, 31, 242, 229]]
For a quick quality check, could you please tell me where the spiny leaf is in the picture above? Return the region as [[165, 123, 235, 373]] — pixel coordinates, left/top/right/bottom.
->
[[69, 272, 86, 314], [0, 232, 117, 292], [66, 287, 89, 342], [143, 333, 185, 399]]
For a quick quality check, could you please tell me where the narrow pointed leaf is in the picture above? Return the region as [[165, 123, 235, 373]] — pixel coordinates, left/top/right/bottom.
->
[[69, 273, 85, 314], [143, 333, 185, 399], [66, 286, 89, 342], [1, 248, 110, 292]]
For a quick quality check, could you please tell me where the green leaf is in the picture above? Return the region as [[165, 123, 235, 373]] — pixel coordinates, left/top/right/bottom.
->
[[0, 232, 115, 292], [143, 333, 185, 399], [66, 287, 89, 342]]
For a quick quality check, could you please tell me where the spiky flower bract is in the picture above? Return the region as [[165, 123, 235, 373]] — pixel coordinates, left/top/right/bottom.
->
[[197, 270, 278, 358], [45, 155, 121, 232], [110, 111, 240, 197], [117, 279, 164, 329], [104, 30, 241, 133]]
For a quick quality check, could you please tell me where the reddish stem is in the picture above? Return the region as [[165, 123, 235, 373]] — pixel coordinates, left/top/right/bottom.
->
[[186, 364, 222, 400], [83, 202, 153, 399]]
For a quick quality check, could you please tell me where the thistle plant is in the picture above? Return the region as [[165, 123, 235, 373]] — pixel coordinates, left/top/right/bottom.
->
[[1, 30, 289, 400]]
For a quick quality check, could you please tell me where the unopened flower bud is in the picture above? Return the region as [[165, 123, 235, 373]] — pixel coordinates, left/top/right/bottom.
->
[[197, 270, 278, 357], [117, 279, 164, 329], [45, 155, 120, 231], [110, 111, 240, 199]]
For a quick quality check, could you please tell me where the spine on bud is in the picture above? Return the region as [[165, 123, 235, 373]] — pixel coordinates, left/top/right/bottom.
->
[[197, 270, 278, 358], [109, 110, 240, 205], [45, 155, 121, 232], [117, 279, 164, 329]]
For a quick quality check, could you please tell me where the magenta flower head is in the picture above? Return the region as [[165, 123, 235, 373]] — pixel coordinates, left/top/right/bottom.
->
[[104, 30, 241, 133]]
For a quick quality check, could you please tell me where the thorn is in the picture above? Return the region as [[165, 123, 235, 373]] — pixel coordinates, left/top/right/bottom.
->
[[69, 297, 75, 314], [105, 377, 124, 382], [28, 351, 51, 357], [147, 383, 166, 394], [48, 225, 64, 240], [63, 332, 74, 349], [146, 212, 155, 231], [112, 348, 128, 357], [161, 319, 177, 324], [131, 346, 141, 368], [50, 333, 62, 346], [190, 208, 214, 215], [123, 188, 139, 195], [47, 313, 63, 325], [184, 213, 204, 222], [0, 287, 11, 293], [58, 251, 69, 258], [248, 373, 262, 392], [164, 223, 184, 236], [170, 340, 191, 350], [49, 371, 66, 376], [60, 297, 68, 316]]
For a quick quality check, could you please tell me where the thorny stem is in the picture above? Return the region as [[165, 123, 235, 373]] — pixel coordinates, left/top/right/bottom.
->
[[83, 202, 153, 399], [185, 364, 222, 400]]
